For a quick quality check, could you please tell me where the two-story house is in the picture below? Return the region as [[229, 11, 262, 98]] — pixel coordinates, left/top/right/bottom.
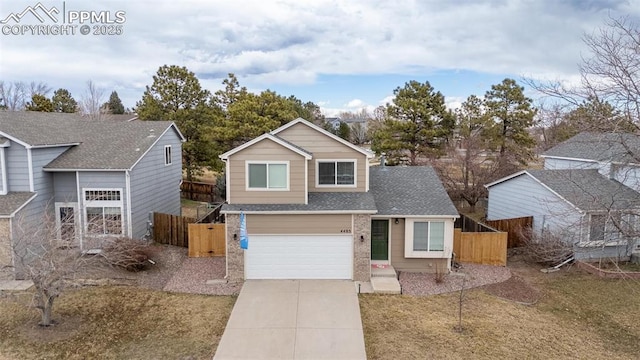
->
[[220, 118, 458, 281], [0, 111, 184, 279], [486, 132, 640, 261]]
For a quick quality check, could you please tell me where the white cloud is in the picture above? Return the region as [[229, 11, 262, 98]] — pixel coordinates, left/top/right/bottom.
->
[[346, 99, 365, 108], [2, 0, 639, 108]]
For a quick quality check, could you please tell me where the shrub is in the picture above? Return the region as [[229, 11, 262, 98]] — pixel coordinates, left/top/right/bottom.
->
[[100, 237, 158, 272], [519, 227, 573, 266]]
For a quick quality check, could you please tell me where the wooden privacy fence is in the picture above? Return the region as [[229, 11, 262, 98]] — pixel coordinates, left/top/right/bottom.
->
[[486, 216, 533, 248], [153, 212, 196, 247], [453, 229, 507, 266], [153, 212, 226, 257], [188, 223, 226, 257], [181, 181, 218, 203]]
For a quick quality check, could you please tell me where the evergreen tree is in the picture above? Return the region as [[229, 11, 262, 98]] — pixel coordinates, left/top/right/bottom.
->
[[106, 91, 125, 114], [25, 94, 54, 112], [372, 80, 454, 165], [136, 65, 218, 181], [484, 78, 537, 167], [51, 88, 78, 113]]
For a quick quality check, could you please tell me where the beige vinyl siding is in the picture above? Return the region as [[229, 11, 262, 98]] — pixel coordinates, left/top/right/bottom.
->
[[276, 123, 368, 192], [389, 218, 449, 272], [228, 139, 306, 204], [247, 214, 352, 234]]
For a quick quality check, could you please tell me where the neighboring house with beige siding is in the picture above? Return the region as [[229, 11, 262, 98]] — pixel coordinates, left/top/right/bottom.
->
[[220, 118, 458, 282], [0, 112, 185, 279]]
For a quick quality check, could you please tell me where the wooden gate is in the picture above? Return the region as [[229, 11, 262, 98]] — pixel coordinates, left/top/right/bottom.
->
[[188, 223, 226, 257]]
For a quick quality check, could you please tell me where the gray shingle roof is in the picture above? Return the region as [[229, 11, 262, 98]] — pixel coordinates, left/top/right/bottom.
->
[[0, 111, 180, 170], [527, 169, 640, 211], [370, 166, 459, 216], [221, 192, 377, 213], [0, 192, 36, 217], [543, 132, 640, 164]]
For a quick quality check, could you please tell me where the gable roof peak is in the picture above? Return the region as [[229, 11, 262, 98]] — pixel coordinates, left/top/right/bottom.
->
[[271, 117, 374, 158], [219, 132, 313, 160]]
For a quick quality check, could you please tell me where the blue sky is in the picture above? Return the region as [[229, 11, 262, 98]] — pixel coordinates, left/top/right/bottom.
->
[[1, 0, 639, 116]]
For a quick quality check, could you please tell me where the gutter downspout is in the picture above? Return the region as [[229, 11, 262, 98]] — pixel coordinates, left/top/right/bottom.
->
[[126, 170, 133, 238]]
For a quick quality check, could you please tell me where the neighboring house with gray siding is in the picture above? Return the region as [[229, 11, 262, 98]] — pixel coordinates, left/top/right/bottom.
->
[[0, 111, 184, 279], [486, 132, 640, 261], [220, 118, 458, 282]]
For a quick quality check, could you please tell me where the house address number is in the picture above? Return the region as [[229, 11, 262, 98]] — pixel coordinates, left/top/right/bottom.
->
[[340, 229, 352, 233]]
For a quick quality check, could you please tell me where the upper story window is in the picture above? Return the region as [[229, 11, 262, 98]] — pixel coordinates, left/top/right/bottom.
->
[[85, 190, 121, 201], [317, 160, 356, 186], [164, 145, 172, 166], [247, 162, 288, 190]]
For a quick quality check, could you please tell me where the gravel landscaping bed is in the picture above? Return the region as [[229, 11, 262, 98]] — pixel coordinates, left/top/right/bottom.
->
[[163, 257, 241, 296], [399, 262, 512, 296]]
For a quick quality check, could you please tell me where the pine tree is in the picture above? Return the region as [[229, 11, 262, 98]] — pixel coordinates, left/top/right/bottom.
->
[[51, 88, 78, 113]]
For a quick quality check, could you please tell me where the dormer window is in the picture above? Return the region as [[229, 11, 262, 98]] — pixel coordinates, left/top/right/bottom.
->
[[317, 160, 356, 186]]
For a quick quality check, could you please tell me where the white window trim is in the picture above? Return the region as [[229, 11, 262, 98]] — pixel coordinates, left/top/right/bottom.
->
[[315, 159, 357, 188], [0, 146, 7, 195], [83, 188, 124, 236], [54, 202, 79, 242], [164, 145, 172, 166], [245, 161, 290, 191], [404, 218, 448, 258]]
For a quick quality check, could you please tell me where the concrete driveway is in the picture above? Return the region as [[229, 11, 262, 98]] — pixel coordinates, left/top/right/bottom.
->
[[213, 280, 367, 360]]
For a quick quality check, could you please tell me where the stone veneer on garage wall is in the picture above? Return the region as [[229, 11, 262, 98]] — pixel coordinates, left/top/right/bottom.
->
[[0, 219, 12, 280], [353, 214, 371, 281], [225, 214, 244, 281]]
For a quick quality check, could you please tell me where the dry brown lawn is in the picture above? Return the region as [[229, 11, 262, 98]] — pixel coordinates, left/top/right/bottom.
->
[[0, 286, 235, 360], [360, 267, 640, 359]]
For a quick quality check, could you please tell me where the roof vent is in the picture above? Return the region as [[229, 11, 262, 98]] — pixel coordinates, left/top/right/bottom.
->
[[380, 153, 387, 171]]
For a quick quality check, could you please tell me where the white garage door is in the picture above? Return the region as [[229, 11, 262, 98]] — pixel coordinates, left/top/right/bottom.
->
[[245, 235, 353, 279]]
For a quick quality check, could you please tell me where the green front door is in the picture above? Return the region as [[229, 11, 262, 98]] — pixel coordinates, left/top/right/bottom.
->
[[371, 220, 389, 261]]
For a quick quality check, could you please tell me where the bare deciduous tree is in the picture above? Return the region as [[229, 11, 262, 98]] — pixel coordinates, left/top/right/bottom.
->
[[0, 81, 27, 111], [527, 15, 640, 130], [0, 81, 52, 111], [10, 209, 87, 327], [79, 80, 108, 120], [349, 122, 369, 145]]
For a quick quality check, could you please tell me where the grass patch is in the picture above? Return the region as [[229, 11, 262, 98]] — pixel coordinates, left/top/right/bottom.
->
[[0, 286, 235, 360], [360, 270, 640, 359]]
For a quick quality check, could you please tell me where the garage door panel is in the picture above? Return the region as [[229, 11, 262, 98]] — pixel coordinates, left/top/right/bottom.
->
[[246, 235, 353, 279]]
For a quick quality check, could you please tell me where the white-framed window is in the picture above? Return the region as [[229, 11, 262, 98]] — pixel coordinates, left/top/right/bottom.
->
[[316, 160, 356, 187], [164, 145, 172, 166], [83, 188, 124, 236], [405, 219, 446, 257], [55, 202, 79, 242], [246, 161, 289, 191]]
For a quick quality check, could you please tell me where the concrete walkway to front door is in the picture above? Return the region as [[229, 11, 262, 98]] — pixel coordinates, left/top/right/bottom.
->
[[213, 280, 367, 360]]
